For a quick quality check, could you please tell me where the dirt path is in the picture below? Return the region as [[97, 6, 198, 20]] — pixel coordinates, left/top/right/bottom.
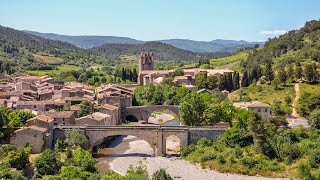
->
[[291, 83, 300, 118]]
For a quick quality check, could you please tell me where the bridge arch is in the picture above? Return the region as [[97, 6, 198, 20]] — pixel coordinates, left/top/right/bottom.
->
[[123, 105, 180, 123], [85, 128, 159, 155]]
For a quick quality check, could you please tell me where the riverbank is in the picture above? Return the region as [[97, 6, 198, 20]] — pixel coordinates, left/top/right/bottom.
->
[[107, 136, 287, 180]]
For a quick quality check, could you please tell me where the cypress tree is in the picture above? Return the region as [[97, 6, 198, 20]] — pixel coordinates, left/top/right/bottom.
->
[[233, 72, 240, 90]]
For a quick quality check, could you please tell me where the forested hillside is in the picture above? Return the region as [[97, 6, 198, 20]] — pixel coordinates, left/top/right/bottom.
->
[[0, 26, 222, 75], [240, 20, 320, 87], [91, 41, 215, 64], [0, 26, 103, 74]]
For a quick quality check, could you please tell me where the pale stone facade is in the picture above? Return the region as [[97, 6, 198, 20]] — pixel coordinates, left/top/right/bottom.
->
[[11, 126, 48, 153], [233, 101, 271, 119]]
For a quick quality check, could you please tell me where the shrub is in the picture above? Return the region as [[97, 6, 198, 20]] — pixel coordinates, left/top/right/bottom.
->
[[180, 144, 196, 157], [309, 149, 320, 168], [217, 155, 226, 164], [196, 137, 212, 148], [284, 144, 302, 161], [152, 168, 173, 180], [241, 156, 261, 169], [200, 153, 217, 162], [297, 162, 312, 180]]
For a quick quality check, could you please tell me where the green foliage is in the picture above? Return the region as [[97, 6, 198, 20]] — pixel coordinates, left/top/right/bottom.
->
[[152, 168, 173, 180], [59, 166, 100, 180], [308, 109, 320, 129], [309, 149, 320, 168], [0, 145, 31, 170], [0, 163, 26, 180], [72, 147, 97, 173], [65, 129, 89, 149], [33, 149, 61, 177], [78, 100, 97, 117], [179, 92, 207, 126]]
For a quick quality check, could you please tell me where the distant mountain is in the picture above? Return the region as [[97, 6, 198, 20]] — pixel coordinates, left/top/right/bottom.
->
[[23, 30, 144, 49], [24, 30, 264, 53], [91, 41, 205, 62]]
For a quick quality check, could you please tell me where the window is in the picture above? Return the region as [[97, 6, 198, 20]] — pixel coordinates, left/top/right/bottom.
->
[[34, 135, 37, 137], [54, 123, 57, 125], [265, 108, 268, 112], [257, 108, 261, 112], [34, 105, 36, 108]]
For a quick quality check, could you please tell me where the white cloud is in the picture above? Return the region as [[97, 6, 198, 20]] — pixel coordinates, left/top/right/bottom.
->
[[260, 30, 287, 35]]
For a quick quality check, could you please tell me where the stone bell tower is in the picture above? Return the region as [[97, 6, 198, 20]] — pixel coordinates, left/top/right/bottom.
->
[[139, 52, 154, 72], [138, 52, 154, 85]]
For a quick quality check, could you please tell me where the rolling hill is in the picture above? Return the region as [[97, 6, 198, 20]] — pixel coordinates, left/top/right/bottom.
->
[[24, 30, 263, 53]]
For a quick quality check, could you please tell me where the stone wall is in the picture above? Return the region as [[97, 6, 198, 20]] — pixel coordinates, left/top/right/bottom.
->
[[188, 128, 225, 144]]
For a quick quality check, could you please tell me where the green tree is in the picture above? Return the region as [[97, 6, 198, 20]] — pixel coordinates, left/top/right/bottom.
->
[[207, 75, 218, 90], [152, 168, 173, 180], [277, 66, 287, 84], [286, 64, 294, 81], [304, 62, 318, 82], [7, 112, 23, 128], [248, 111, 267, 154], [195, 72, 208, 89], [5, 147, 31, 170], [33, 149, 61, 177], [265, 61, 274, 82], [66, 129, 89, 149], [204, 104, 223, 125], [72, 147, 97, 173], [295, 65, 303, 80], [308, 109, 320, 129], [78, 100, 96, 117], [179, 92, 207, 126], [170, 68, 184, 77], [233, 72, 240, 90]]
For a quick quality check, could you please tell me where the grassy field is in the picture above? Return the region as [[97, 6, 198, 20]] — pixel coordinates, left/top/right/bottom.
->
[[228, 84, 295, 105], [28, 65, 81, 76], [209, 51, 249, 71], [32, 54, 64, 64]]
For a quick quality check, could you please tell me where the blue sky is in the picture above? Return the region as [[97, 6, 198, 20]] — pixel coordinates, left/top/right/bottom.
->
[[0, 0, 319, 42]]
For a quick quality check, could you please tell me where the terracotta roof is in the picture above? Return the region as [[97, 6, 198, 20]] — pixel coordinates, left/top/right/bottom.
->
[[27, 115, 54, 123], [100, 104, 118, 110], [15, 125, 47, 133], [46, 111, 74, 119]]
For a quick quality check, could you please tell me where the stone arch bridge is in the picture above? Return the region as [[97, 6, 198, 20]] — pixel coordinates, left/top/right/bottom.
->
[[53, 125, 225, 156], [122, 105, 180, 122]]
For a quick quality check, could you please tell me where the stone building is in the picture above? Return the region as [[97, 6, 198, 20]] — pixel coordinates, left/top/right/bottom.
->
[[233, 101, 271, 119], [11, 126, 49, 153], [46, 111, 76, 125], [75, 112, 112, 125], [99, 104, 120, 125], [16, 100, 68, 112], [26, 115, 54, 129], [173, 74, 195, 86]]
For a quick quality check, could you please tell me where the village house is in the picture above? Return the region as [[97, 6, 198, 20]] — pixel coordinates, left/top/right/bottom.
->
[[75, 112, 112, 126], [233, 101, 271, 119], [99, 103, 120, 125], [16, 100, 68, 112], [10, 126, 49, 153], [46, 111, 76, 125]]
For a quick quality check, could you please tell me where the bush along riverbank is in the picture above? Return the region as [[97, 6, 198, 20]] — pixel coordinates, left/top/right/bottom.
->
[[181, 110, 320, 179]]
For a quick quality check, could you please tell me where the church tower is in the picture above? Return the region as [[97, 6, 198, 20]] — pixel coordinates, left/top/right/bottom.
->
[[138, 52, 154, 85], [139, 52, 154, 72]]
